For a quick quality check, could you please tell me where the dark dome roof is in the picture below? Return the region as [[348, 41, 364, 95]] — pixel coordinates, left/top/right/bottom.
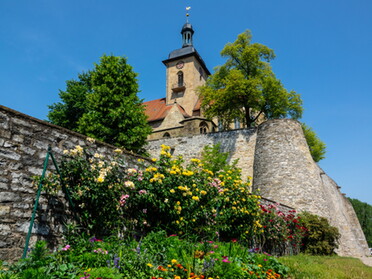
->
[[181, 23, 194, 34]]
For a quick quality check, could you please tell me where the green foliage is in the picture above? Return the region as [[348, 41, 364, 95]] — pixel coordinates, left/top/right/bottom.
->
[[301, 123, 326, 162], [79, 267, 122, 279], [3, 241, 79, 279], [299, 212, 340, 255], [279, 254, 372, 279], [348, 197, 372, 246], [48, 72, 92, 131], [198, 30, 303, 128], [2, 232, 290, 279], [200, 143, 238, 173], [48, 54, 151, 153], [45, 143, 261, 241], [44, 145, 129, 237]]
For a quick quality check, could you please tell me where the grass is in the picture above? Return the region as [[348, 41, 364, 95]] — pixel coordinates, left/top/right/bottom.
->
[[279, 254, 372, 279]]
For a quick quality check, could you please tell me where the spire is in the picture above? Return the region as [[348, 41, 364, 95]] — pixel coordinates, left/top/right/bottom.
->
[[182, 6, 194, 48]]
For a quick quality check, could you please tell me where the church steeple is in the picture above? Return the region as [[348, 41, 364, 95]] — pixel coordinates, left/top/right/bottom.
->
[[181, 22, 194, 48]]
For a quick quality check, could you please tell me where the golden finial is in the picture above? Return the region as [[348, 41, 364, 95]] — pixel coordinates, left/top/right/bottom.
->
[[186, 6, 191, 22]]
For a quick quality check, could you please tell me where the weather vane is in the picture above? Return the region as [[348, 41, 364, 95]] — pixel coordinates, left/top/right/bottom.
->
[[186, 6, 191, 22]]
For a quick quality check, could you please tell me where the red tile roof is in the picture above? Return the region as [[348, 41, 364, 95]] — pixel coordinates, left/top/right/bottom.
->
[[143, 98, 190, 122], [193, 98, 201, 112]]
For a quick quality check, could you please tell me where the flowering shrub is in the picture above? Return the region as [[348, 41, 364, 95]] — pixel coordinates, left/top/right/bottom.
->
[[120, 144, 261, 241], [44, 145, 129, 236], [255, 204, 307, 256], [45, 143, 262, 241]]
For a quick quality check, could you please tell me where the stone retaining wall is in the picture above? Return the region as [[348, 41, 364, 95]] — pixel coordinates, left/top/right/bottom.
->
[[252, 119, 370, 257], [146, 128, 257, 180], [0, 105, 369, 261], [0, 105, 144, 262]]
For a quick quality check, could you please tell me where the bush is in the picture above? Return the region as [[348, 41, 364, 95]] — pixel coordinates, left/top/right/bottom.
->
[[44, 143, 261, 242], [299, 212, 340, 255], [256, 204, 307, 256]]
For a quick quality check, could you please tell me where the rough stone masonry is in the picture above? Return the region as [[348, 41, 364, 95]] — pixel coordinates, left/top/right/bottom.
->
[[147, 119, 370, 257], [0, 105, 143, 262], [0, 105, 369, 262]]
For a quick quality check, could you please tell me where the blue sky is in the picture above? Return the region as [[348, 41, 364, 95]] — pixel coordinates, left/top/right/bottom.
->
[[1, 0, 371, 205]]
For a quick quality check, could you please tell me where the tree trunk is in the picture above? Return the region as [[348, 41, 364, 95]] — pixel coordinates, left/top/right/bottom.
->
[[245, 106, 253, 128]]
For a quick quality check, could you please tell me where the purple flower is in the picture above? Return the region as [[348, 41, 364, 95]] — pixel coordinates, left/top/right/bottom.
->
[[89, 237, 102, 242]]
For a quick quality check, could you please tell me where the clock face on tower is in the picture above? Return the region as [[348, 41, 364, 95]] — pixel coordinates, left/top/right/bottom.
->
[[176, 61, 184, 69]]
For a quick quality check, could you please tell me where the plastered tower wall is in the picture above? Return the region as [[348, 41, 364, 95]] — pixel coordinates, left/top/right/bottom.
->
[[165, 56, 207, 115], [252, 119, 369, 256]]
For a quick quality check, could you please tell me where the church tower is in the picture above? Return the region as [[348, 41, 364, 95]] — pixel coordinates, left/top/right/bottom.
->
[[144, 19, 216, 140], [162, 21, 210, 116]]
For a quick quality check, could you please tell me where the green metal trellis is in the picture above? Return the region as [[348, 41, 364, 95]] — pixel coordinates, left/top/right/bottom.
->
[[22, 146, 76, 259]]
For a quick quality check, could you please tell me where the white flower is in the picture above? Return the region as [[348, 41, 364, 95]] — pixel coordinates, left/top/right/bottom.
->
[[124, 181, 135, 189]]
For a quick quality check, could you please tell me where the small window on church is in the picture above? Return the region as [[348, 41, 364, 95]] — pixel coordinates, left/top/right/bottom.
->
[[163, 132, 171, 138], [199, 121, 209, 134], [177, 71, 184, 87]]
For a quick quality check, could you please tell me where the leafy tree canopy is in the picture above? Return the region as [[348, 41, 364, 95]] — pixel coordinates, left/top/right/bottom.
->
[[198, 30, 303, 128], [48, 55, 151, 153], [301, 123, 326, 162]]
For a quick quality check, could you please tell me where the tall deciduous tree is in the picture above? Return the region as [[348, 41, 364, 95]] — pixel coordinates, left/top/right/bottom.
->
[[198, 30, 303, 128], [48, 55, 151, 153]]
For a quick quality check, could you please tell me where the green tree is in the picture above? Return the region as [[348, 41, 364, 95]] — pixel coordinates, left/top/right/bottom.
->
[[301, 123, 326, 162], [348, 198, 372, 247], [48, 55, 151, 153], [198, 30, 303, 128], [48, 72, 92, 131]]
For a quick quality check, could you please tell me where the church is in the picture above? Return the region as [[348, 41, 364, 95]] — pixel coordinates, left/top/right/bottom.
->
[[143, 21, 217, 140]]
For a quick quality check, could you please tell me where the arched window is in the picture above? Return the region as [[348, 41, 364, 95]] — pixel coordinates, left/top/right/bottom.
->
[[177, 71, 184, 87], [186, 33, 191, 44], [199, 121, 209, 134], [163, 132, 171, 138]]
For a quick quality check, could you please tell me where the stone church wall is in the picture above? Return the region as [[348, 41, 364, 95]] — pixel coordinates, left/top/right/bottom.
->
[[0, 105, 144, 262], [146, 128, 257, 180]]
